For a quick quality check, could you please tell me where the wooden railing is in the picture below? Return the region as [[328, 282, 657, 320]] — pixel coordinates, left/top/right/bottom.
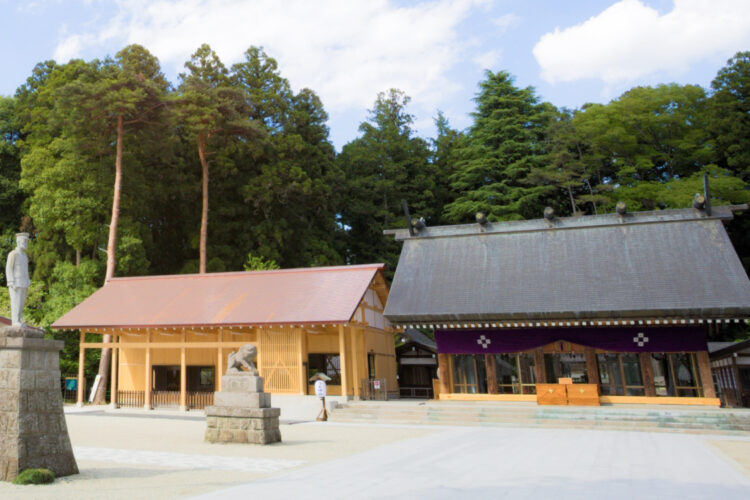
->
[[152, 391, 180, 408], [187, 391, 214, 409], [118, 390, 145, 408], [399, 386, 432, 399]]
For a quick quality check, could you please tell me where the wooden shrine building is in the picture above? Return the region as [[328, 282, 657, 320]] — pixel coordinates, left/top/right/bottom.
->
[[710, 339, 750, 407], [384, 204, 750, 406], [52, 264, 398, 409]]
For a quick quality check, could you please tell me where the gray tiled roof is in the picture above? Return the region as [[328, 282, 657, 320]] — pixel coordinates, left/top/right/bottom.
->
[[383, 206, 750, 324]]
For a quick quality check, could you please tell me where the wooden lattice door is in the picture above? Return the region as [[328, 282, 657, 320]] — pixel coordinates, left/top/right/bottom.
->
[[259, 328, 301, 393]]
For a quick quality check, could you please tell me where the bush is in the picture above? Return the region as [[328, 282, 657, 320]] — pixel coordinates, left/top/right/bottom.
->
[[12, 468, 55, 485]]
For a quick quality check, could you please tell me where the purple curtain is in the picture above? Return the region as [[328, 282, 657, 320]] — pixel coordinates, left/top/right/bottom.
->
[[435, 326, 706, 354]]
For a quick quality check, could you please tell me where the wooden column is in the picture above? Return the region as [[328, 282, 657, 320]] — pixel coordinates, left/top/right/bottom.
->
[[534, 348, 546, 384], [485, 354, 498, 394], [437, 353, 451, 395], [297, 328, 306, 395], [77, 331, 86, 407], [351, 327, 361, 398], [584, 347, 600, 386], [639, 352, 656, 397], [696, 351, 716, 398], [732, 355, 743, 406], [109, 335, 119, 408], [180, 330, 187, 411], [338, 324, 349, 397], [144, 329, 152, 410], [217, 329, 223, 392]]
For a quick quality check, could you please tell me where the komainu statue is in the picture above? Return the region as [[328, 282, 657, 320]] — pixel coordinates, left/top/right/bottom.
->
[[226, 344, 258, 375]]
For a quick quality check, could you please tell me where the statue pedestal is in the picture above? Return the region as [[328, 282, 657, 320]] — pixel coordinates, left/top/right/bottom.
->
[[204, 374, 281, 445], [0, 326, 78, 481]]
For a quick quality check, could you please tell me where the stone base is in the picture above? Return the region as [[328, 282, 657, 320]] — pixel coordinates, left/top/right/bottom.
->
[[204, 406, 281, 444], [0, 326, 78, 481]]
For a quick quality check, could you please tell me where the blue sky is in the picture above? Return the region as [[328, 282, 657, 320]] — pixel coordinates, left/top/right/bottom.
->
[[2, 0, 749, 149]]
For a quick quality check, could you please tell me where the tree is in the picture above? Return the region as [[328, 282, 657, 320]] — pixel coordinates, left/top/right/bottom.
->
[[178, 44, 264, 274], [445, 71, 552, 222], [429, 111, 464, 225], [53, 45, 170, 403], [338, 89, 433, 275], [0, 97, 23, 270], [709, 51, 750, 182]]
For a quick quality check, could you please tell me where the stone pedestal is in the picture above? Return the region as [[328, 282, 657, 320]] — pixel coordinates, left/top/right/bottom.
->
[[205, 374, 281, 445], [0, 326, 78, 481]]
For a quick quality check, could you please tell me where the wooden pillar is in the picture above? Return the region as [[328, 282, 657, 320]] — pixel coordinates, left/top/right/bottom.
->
[[639, 352, 656, 397], [534, 348, 546, 384], [180, 329, 187, 411], [255, 328, 263, 377], [584, 347, 600, 386], [338, 324, 349, 397], [485, 354, 498, 394], [217, 329, 223, 392], [732, 355, 743, 406], [144, 329, 152, 410], [351, 327, 361, 398], [298, 328, 307, 395], [77, 331, 86, 407], [437, 353, 451, 395], [109, 335, 119, 408], [696, 351, 716, 398]]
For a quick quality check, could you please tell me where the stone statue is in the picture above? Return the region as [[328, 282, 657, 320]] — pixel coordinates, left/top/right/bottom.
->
[[227, 344, 259, 375], [5, 232, 30, 327]]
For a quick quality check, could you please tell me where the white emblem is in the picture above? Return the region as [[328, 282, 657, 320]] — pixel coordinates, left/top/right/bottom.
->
[[477, 334, 491, 349], [633, 332, 649, 347]]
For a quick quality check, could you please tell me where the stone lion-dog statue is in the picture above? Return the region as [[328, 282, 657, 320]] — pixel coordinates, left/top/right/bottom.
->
[[226, 344, 259, 375]]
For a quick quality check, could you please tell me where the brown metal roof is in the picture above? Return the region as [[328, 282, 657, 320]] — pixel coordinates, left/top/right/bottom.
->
[[52, 264, 385, 330]]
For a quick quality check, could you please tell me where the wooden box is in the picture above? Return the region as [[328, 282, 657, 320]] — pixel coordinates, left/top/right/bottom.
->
[[566, 383, 600, 406], [536, 384, 568, 405]]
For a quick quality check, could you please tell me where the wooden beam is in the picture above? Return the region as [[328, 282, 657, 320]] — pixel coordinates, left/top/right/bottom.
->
[[80, 341, 253, 349], [180, 330, 187, 411], [217, 329, 223, 392], [485, 354, 498, 394], [338, 324, 349, 397], [298, 328, 307, 395], [639, 352, 656, 397], [144, 329, 152, 410], [696, 351, 716, 398], [584, 347, 600, 386], [437, 353, 451, 395], [351, 326, 360, 398], [77, 331, 85, 407], [534, 348, 546, 384], [109, 335, 119, 407]]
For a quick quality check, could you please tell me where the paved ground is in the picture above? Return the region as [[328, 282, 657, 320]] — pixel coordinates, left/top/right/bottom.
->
[[1, 407, 749, 499]]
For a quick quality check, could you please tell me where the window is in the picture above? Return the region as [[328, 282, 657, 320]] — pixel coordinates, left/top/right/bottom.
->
[[495, 353, 536, 394], [451, 354, 487, 394], [545, 353, 588, 383], [597, 354, 644, 396], [309, 354, 341, 385], [651, 353, 702, 397]]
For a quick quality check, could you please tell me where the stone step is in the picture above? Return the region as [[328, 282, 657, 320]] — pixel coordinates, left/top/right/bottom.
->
[[328, 402, 750, 433]]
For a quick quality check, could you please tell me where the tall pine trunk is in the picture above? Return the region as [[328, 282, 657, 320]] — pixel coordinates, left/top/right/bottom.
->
[[92, 114, 124, 404], [198, 131, 209, 274]]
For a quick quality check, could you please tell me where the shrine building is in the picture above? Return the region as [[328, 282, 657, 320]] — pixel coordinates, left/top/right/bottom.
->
[[52, 264, 397, 410], [383, 204, 750, 406]]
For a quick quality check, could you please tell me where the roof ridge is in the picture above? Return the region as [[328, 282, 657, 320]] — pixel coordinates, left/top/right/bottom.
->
[[108, 263, 385, 282]]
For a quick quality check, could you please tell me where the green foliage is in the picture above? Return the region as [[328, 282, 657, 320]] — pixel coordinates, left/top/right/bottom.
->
[[243, 253, 280, 271], [338, 89, 433, 275], [12, 468, 55, 485], [446, 71, 553, 222]]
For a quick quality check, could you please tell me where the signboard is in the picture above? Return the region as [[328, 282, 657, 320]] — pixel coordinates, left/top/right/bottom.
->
[[373, 380, 381, 390], [314, 379, 327, 397], [64, 378, 77, 391], [88, 374, 101, 403]]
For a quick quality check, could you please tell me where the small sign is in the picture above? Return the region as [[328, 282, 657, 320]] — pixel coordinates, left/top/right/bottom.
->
[[314, 379, 327, 397], [64, 378, 78, 391], [88, 374, 101, 403], [373, 380, 381, 390]]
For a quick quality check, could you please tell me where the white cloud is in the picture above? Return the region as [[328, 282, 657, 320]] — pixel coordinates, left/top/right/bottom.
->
[[473, 49, 501, 70], [533, 0, 750, 84], [54, 0, 487, 117], [491, 13, 518, 34]]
